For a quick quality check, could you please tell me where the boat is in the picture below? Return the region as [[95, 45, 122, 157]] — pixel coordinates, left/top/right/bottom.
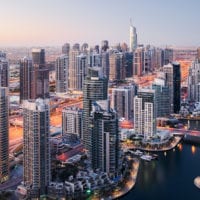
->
[[134, 150, 143, 156], [151, 153, 159, 159], [140, 155, 152, 161]]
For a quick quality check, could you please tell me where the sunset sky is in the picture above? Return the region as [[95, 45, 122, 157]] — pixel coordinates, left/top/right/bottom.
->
[[0, 0, 200, 47]]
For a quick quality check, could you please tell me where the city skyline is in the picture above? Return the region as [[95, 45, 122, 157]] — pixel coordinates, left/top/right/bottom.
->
[[0, 0, 200, 47]]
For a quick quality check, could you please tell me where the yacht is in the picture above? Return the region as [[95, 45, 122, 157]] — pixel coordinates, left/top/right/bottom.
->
[[140, 154, 152, 161]]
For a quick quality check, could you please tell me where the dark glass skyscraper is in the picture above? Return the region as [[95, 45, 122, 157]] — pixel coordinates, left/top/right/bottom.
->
[[82, 67, 108, 153], [20, 57, 32, 103], [31, 49, 49, 99], [89, 100, 120, 178], [163, 62, 181, 114]]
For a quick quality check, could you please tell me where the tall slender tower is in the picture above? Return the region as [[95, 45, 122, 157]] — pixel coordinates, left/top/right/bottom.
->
[[0, 52, 9, 87], [163, 62, 181, 114], [89, 100, 120, 178], [82, 67, 108, 153], [129, 19, 137, 52], [23, 99, 50, 198], [0, 87, 9, 183], [31, 49, 49, 99], [56, 54, 69, 93], [20, 57, 33, 103], [134, 89, 156, 139]]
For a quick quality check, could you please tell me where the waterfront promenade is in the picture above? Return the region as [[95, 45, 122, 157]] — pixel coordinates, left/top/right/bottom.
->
[[122, 136, 182, 152], [111, 158, 139, 199]]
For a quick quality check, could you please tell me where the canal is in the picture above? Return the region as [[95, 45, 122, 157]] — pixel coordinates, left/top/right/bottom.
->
[[121, 143, 200, 200]]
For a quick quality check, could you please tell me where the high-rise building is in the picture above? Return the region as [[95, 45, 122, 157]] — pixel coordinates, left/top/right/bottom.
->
[[20, 57, 33, 103], [56, 54, 69, 93], [101, 40, 109, 52], [133, 47, 144, 76], [134, 89, 156, 139], [62, 43, 70, 55], [23, 99, 50, 198], [124, 52, 133, 78], [31, 49, 49, 99], [0, 87, 9, 183], [32, 48, 45, 66], [88, 52, 101, 67], [163, 62, 181, 113], [83, 67, 108, 152], [152, 77, 170, 117], [188, 59, 200, 102], [62, 107, 83, 139], [111, 84, 137, 120], [68, 44, 81, 91], [0, 52, 9, 87], [197, 47, 200, 62], [109, 52, 125, 81], [101, 52, 110, 78], [129, 20, 137, 52], [89, 100, 120, 178], [162, 48, 173, 65]]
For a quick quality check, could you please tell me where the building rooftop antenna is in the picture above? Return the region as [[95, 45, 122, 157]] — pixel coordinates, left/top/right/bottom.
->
[[130, 18, 133, 26]]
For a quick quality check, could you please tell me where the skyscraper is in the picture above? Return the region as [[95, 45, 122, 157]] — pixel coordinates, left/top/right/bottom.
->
[[0, 87, 9, 183], [134, 89, 156, 139], [82, 67, 108, 152], [31, 48, 49, 99], [62, 43, 70, 55], [32, 48, 45, 66], [23, 99, 50, 198], [62, 107, 83, 139], [68, 44, 81, 91], [101, 52, 110, 78], [20, 57, 33, 103], [124, 52, 133, 78], [162, 48, 173, 65], [163, 62, 181, 113], [129, 20, 137, 52], [109, 52, 125, 81], [133, 47, 144, 76], [152, 77, 170, 117], [89, 100, 120, 178], [0, 52, 9, 87], [188, 59, 200, 102], [111, 84, 137, 120], [56, 54, 69, 93], [101, 40, 109, 52]]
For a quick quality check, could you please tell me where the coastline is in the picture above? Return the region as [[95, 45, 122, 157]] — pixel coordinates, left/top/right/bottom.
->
[[111, 158, 139, 200], [124, 136, 182, 152]]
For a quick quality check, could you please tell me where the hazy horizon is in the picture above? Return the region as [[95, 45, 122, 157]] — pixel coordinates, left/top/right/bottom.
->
[[1, 0, 200, 47]]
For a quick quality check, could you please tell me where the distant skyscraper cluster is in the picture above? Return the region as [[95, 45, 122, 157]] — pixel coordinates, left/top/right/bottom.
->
[[2, 21, 197, 199]]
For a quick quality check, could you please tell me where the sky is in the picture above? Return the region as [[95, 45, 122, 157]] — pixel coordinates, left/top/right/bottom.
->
[[0, 0, 200, 47]]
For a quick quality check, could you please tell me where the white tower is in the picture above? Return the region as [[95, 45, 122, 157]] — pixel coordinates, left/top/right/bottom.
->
[[129, 19, 138, 52]]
